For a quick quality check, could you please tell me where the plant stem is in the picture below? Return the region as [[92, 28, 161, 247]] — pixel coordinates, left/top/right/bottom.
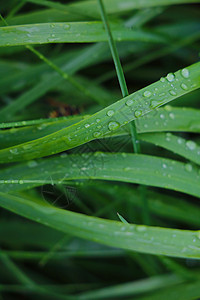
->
[[98, 0, 150, 224]]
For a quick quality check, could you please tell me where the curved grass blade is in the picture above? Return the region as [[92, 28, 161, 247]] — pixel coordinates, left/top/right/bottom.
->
[[1, 106, 200, 150], [0, 191, 200, 259], [27, 0, 200, 17], [0, 62, 199, 163], [96, 184, 200, 226], [75, 274, 183, 299], [137, 280, 200, 300], [0, 22, 165, 47], [1, 105, 200, 153], [140, 132, 200, 165], [0, 153, 200, 198]]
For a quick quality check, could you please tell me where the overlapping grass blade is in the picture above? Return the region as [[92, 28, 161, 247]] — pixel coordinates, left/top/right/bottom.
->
[[140, 132, 200, 165], [0, 22, 165, 47], [0, 153, 200, 198], [0, 62, 199, 163], [0, 191, 200, 259], [27, 0, 200, 17], [137, 280, 200, 300], [1, 106, 200, 150], [94, 184, 200, 226]]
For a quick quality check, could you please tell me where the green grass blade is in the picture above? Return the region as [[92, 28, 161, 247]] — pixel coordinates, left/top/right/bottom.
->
[[0, 191, 200, 259], [137, 280, 200, 300], [0, 153, 200, 198], [27, 0, 200, 17], [0, 22, 165, 47], [140, 132, 200, 165], [76, 274, 183, 299], [1, 106, 200, 150], [0, 62, 199, 163]]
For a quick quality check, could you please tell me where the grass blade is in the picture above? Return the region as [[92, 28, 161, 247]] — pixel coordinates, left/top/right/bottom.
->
[[0, 192, 200, 259], [0, 62, 199, 163]]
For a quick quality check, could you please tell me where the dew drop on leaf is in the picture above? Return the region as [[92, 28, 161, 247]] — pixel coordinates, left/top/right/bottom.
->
[[166, 73, 175, 82], [143, 91, 152, 98], [181, 68, 190, 78], [126, 99, 134, 106], [181, 83, 188, 90], [186, 140, 196, 150], [106, 110, 114, 117], [23, 144, 32, 150], [85, 123, 90, 128], [64, 24, 70, 29], [177, 138, 183, 144], [169, 113, 175, 119], [10, 148, 18, 154], [160, 114, 165, 119], [93, 132, 101, 138], [150, 100, 160, 108], [169, 90, 177, 96], [27, 160, 38, 168], [185, 163, 193, 172], [108, 121, 120, 131], [134, 110, 142, 118], [136, 225, 147, 232], [160, 77, 165, 83]]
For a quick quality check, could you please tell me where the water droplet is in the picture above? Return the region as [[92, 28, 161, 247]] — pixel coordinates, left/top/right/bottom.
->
[[107, 110, 114, 117], [160, 77, 165, 83], [85, 124, 90, 128], [96, 118, 100, 123], [27, 160, 38, 168], [108, 121, 120, 131], [177, 138, 183, 144], [169, 90, 177, 96], [136, 225, 147, 232], [23, 144, 32, 150], [150, 100, 160, 108], [181, 83, 188, 90], [196, 231, 200, 240], [19, 180, 24, 184], [143, 91, 152, 98], [97, 125, 102, 129], [164, 105, 172, 111], [185, 163, 193, 172], [64, 24, 70, 29], [93, 132, 101, 138], [166, 133, 172, 142], [126, 99, 134, 106], [160, 114, 165, 119], [169, 113, 175, 119], [162, 163, 167, 169], [181, 68, 189, 78], [134, 110, 142, 118], [10, 148, 18, 154], [123, 167, 131, 171], [166, 73, 175, 82], [186, 140, 196, 150]]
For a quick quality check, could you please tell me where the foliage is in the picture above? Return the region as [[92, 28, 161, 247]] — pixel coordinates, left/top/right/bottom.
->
[[0, 0, 200, 299]]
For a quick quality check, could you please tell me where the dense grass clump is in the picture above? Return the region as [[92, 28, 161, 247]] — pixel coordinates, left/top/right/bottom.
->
[[0, 0, 200, 299]]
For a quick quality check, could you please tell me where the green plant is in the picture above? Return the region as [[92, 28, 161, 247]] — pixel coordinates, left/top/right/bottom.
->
[[0, 0, 200, 299]]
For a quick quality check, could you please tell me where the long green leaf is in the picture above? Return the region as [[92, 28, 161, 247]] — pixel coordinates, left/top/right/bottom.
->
[[0, 153, 200, 198], [0, 192, 200, 259], [0, 22, 165, 47], [1, 106, 200, 150], [0, 62, 199, 163], [140, 132, 200, 165]]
